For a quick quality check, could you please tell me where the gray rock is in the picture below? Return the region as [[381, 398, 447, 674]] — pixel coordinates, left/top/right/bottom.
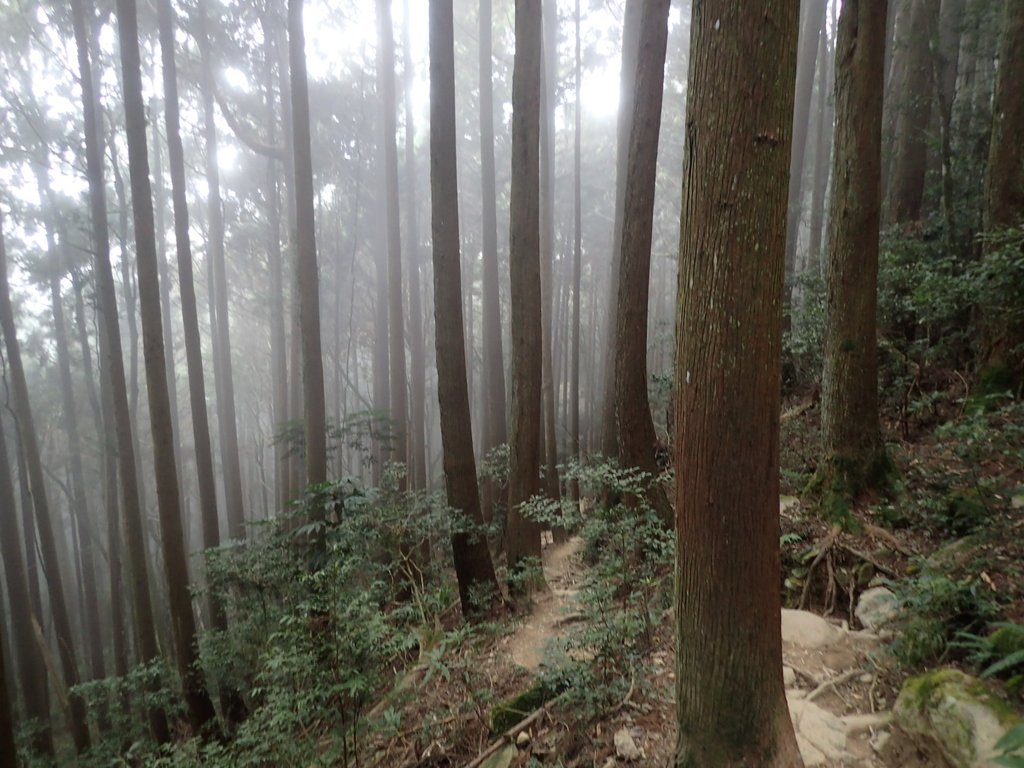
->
[[784, 665, 797, 688], [893, 668, 1021, 768], [855, 586, 899, 630], [788, 693, 850, 766], [614, 727, 643, 762], [781, 609, 842, 648]]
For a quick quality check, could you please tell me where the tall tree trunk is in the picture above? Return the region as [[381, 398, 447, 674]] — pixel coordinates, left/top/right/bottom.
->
[[0, 409, 53, 758], [570, 0, 581, 503], [600, 0, 643, 458], [72, 0, 168, 739], [539, 0, 560, 501], [783, 0, 827, 296], [821, 0, 890, 500], [0, 609, 16, 768], [114, 0, 218, 732], [288, 0, 328, 489], [806, 27, 834, 277], [429, 0, 502, 616], [197, 2, 247, 540], [980, 0, 1024, 385], [614, 0, 674, 529], [479, 0, 508, 457], [506, 0, 545, 578], [936, 0, 966, 251], [673, 1, 802, 764], [402, 0, 428, 491], [0, 210, 91, 754], [156, 0, 246, 722], [34, 163, 107, 693], [887, 0, 936, 225], [376, 0, 410, 485]]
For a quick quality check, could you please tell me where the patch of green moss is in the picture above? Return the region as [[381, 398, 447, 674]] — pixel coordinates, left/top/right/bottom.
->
[[943, 487, 988, 535], [806, 450, 899, 527], [489, 678, 565, 733]]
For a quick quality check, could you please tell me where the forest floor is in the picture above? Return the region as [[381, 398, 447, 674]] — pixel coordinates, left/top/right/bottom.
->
[[361, 396, 1024, 767]]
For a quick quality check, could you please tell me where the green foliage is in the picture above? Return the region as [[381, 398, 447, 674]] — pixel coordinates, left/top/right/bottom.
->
[[994, 723, 1024, 768], [956, 623, 1024, 698], [783, 271, 826, 389], [889, 565, 1000, 668], [76, 467, 483, 767]]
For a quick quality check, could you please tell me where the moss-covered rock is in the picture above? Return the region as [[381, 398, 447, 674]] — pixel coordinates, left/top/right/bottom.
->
[[489, 678, 563, 734], [893, 668, 1021, 767]]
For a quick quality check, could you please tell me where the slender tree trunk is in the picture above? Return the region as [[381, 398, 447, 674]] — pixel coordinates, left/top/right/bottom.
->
[[936, 0, 966, 251], [402, 0, 428, 491], [807, 27, 834, 277], [600, 0, 643, 457], [288, 0, 328, 489], [507, 0, 545, 578], [34, 164, 108, 693], [539, 0, 560, 501], [614, 0, 674, 529], [0, 210, 91, 754], [0, 610, 15, 768], [376, 0, 410, 485], [73, 0, 168, 738], [783, 0, 827, 296], [197, 2, 247, 540], [429, 0, 501, 616], [673, 1, 802, 764], [479, 0, 508, 460], [821, 0, 890, 500], [114, 0, 218, 732], [156, 0, 247, 723], [0, 410, 53, 758], [569, 0, 581, 503]]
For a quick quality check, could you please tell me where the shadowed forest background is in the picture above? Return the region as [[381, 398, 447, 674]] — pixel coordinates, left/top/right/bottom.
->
[[0, 0, 1022, 765]]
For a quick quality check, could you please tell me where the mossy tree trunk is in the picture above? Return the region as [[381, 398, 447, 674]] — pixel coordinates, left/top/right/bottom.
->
[[673, 1, 803, 765], [821, 0, 891, 504]]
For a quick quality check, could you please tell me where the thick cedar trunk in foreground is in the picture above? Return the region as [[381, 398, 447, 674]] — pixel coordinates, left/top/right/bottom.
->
[[614, 0, 674, 528], [0, 409, 53, 758], [72, 0, 169, 739], [673, 1, 802, 765], [0, 211, 91, 755], [600, 0, 643, 458], [288, 0, 328, 488], [115, 0, 217, 733], [506, 0, 545, 576], [821, 0, 889, 498], [429, 0, 501, 616]]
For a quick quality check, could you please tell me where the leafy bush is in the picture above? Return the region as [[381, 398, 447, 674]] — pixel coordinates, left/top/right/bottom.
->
[[889, 566, 1000, 668]]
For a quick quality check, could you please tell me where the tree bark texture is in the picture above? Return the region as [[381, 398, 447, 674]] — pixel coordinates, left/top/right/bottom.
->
[[821, 0, 889, 497], [506, 0, 545, 575], [570, 0, 582, 501], [673, 1, 802, 765], [984, 0, 1024, 232]]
